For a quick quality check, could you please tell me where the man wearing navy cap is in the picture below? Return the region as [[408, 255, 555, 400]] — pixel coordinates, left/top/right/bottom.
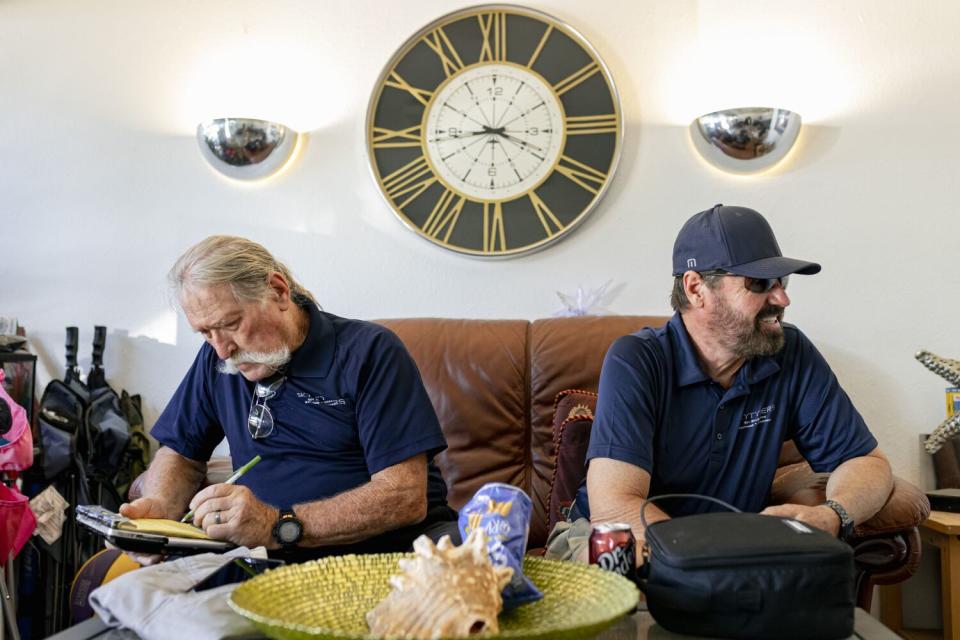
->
[[566, 205, 892, 558], [122, 236, 457, 562]]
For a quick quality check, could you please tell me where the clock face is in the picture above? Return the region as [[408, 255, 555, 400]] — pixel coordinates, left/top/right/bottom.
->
[[367, 5, 622, 257], [424, 63, 565, 201]]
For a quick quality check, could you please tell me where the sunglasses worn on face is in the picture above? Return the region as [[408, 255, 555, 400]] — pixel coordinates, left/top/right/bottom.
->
[[700, 270, 789, 294], [248, 376, 285, 439]]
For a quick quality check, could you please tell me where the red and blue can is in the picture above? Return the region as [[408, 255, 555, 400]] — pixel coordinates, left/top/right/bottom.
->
[[589, 522, 636, 580]]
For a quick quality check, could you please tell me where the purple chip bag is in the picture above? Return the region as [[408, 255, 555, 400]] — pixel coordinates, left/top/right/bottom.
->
[[458, 482, 543, 609]]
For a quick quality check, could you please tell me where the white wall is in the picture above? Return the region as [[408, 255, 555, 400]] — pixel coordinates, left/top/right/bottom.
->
[[2, 0, 958, 489]]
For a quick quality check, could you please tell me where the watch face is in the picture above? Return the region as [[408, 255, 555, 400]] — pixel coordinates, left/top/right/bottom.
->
[[367, 5, 622, 257], [277, 519, 301, 544]]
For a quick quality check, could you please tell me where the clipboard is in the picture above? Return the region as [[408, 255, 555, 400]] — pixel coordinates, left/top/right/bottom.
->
[[76, 504, 235, 555]]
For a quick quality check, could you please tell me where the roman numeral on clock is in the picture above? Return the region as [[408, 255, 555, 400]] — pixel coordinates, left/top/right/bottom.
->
[[483, 201, 507, 253], [371, 126, 423, 149], [421, 27, 465, 78], [382, 156, 437, 209], [422, 189, 466, 242], [529, 191, 564, 237], [384, 71, 434, 107], [556, 155, 608, 195], [553, 62, 600, 96], [565, 114, 617, 136], [478, 12, 507, 62], [526, 25, 553, 68]]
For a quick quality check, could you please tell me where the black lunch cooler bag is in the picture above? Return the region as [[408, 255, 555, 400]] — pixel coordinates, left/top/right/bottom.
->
[[637, 495, 855, 639]]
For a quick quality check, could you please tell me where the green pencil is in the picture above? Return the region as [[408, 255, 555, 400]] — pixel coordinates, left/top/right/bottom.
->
[[180, 454, 262, 523]]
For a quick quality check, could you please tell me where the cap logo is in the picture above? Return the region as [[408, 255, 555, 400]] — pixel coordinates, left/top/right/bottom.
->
[[687, 258, 697, 268]]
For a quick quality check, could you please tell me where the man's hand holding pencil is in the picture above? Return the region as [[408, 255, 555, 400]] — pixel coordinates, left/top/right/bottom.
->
[[175, 454, 279, 547], [181, 454, 262, 523], [187, 479, 279, 547], [120, 453, 275, 559]]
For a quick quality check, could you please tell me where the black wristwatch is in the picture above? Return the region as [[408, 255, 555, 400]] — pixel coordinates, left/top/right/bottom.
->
[[824, 499, 854, 540], [272, 508, 304, 548]]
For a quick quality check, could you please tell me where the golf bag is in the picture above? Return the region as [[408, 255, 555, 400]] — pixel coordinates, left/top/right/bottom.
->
[[28, 326, 150, 634]]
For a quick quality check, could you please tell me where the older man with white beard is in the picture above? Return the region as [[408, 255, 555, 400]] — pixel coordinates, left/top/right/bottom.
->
[[553, 205, 892, 563], [121, 236, 457, 563]]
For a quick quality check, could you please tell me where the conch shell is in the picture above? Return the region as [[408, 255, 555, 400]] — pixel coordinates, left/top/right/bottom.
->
[[366, 529, 513, 639]]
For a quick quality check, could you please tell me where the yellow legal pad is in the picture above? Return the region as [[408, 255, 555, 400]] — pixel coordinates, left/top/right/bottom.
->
[[118, 518, 213, 540]]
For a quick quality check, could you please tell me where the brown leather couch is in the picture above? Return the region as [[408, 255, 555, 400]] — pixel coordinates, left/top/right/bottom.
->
[[378, 316, 930, 610], [134, 315, 930, 609]]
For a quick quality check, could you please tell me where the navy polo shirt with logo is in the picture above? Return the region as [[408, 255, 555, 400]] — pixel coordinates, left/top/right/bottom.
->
[[575, 312, 877, 518], [151, 303, 449, 510]]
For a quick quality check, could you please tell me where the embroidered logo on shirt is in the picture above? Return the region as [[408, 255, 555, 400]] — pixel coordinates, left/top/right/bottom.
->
[[739, 404, 775, 430], [297, 392, 346, 407]]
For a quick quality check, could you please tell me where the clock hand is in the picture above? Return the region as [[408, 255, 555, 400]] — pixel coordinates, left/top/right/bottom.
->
[[481, 125, 507, 136], [496, 136, 547, 163], [477, 121, 547, 157], [429, 129, 491, 143], [495, 131, 547, 155]]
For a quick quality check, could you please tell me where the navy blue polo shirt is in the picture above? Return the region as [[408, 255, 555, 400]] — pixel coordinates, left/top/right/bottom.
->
[[151, 303, 449, 510], [575, 312, 877, 518]]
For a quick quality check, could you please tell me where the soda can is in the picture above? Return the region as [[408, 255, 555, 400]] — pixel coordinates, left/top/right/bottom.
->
[[589, 522, 636, 580]]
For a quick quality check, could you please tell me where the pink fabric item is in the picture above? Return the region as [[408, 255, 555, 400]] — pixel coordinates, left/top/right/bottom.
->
[[0, 369, 34, 472], [0, 482, 36, 564]]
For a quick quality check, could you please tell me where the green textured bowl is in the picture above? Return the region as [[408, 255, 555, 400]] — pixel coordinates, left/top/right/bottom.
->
[[229, 553, 638, 640]]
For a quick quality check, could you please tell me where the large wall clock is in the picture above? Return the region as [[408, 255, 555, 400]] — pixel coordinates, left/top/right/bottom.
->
[[366, 5, 622, 258]]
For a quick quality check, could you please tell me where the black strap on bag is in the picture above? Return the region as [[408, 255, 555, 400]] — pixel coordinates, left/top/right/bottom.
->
[[639, 493, 741, 528], [638, 494, 763, 614], [637, 492, 742, 570], [86, 326, 108, 392], [64, 326, 80, 387]]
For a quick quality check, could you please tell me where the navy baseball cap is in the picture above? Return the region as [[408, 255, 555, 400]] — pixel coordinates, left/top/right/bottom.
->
[[672, 204, 821, 278]]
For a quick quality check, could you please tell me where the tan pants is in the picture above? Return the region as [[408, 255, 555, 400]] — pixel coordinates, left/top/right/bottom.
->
[[543, 517, 592, 562]]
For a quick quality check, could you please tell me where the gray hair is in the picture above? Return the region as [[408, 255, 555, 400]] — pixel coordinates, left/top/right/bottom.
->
[[169, 235, 317, 306], [669, 273, 723, 312]]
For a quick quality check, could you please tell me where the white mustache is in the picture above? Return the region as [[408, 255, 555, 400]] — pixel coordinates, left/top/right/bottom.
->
[[218, 346, 291, 375]]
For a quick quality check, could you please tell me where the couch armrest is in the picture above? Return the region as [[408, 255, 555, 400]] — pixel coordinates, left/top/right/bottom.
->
[[850, 528, 923, 610], [769, 461, 931, 536], [127, 456, 235, 502], [855, 477, 930, 537]]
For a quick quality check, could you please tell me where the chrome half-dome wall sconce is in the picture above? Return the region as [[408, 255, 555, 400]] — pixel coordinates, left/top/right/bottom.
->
[[690, 107, 801, 174], [197, 118, 300, 181]]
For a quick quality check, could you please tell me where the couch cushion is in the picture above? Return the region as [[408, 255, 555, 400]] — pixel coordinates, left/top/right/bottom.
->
[[546, 390, 597, 533], [527, 315, 669, 547], [376, 319, 529, 513]]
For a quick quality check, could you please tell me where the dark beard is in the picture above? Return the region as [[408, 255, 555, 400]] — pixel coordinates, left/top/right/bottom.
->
[[712, 298, 786, 359]]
